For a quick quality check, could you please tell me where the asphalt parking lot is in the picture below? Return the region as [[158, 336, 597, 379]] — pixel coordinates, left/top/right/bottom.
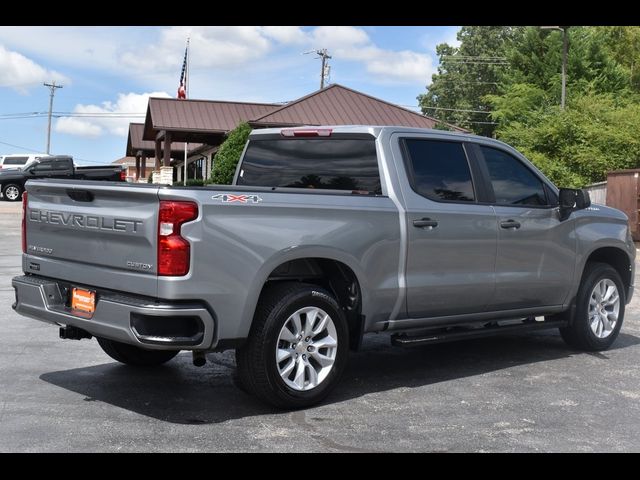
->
[[1, 201, 639, 452]]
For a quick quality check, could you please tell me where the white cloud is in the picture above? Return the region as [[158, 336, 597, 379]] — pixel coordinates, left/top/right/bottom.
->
[[55, 91, 170, 138], [0, 44, 67, 93], [0, 26, 435, 90], [308, 26, 435, 84], [119, 25, 433, 85], [55, 118, 103, 137], [366, 50, 434, 83], [262, 26, 307, 45], [120, 26, 277, 72], [0, 27, 129, 73], [311, 26, 370, 47]]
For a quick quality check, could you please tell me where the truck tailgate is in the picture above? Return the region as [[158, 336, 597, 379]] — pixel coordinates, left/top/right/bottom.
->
[[24, 180, 160, 297]]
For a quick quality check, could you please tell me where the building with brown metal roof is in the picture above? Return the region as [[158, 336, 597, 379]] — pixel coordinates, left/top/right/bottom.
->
[[133, 84, 466, 183], [125, 123, 203, 180], [250, 84, 465, 131]]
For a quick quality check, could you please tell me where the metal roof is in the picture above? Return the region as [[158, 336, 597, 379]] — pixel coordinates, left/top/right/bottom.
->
[[250, 84, 468, 132], [143, 98, 279, 142], [127, 122, 203, 157], [126, 123, 157, 155], [112, 155, 157, 167]]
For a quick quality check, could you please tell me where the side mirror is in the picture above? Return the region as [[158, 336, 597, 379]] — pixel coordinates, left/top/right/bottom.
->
[[559, 188, 591, 220]]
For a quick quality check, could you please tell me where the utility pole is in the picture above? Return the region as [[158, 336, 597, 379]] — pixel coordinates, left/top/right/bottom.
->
[[561, 27, 568, 109], [304, 49, 332, 89], [318, 49, 331, 89], [540, 26, 570, 109], [316, 48, 331, 90], [43, 81, 63, 154]]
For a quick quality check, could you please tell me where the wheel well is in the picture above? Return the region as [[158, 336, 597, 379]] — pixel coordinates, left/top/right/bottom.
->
[[585, 247, 632, 294], [263, 258, 364, 350]]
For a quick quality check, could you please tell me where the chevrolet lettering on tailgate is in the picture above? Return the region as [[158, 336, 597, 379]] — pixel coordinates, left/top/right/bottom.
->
[[29, 209, 143, 233]]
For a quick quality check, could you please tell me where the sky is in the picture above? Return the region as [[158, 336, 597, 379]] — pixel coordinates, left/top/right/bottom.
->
[[0, 26, 460, 165]]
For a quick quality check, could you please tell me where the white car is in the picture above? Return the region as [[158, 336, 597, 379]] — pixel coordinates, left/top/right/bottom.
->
[[0, 154, 46, 170]]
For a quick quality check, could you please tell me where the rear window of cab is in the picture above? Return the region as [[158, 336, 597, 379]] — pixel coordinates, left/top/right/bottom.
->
[[237, 138, 382, 194]]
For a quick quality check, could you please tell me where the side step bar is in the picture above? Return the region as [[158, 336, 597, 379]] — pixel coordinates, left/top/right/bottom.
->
[[391, 319, 568, 347]]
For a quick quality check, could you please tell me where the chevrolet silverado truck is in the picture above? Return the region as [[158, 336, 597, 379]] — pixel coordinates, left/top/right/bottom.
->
[[0, 155, 126, 201], [12, 126, 635, 408]]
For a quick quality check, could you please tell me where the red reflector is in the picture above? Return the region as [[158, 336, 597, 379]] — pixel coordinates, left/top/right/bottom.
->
[[281, 128, 332, 137], [157, 201, 198, 276], [22, 192, 28, 253]]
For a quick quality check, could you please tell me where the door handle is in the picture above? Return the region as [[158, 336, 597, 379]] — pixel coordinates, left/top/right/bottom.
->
[[500, 220, 521, 229], [413, 218, 438, 229]]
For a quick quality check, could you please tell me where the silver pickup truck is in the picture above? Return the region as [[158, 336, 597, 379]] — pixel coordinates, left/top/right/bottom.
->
[[12, 126, 636, 408]]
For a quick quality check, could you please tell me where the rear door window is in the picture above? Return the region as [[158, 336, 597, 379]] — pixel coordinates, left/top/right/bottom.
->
[[403, 139, 475, 202], [32, 160, 54, 173], [237, 138, 381, 194], [3, 157, 28, 166]]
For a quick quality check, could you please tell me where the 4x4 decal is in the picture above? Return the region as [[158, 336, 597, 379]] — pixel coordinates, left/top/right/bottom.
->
[[211, 194, 263, 204]]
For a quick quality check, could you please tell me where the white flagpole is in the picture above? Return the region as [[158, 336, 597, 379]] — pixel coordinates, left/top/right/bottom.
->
[[183, 37, 190, 186]]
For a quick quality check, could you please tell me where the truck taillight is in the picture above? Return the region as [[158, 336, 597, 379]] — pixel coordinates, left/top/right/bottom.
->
[[120, 169, 126, 181], [21, 192, 27, 253], [157, 200, 198, 276]]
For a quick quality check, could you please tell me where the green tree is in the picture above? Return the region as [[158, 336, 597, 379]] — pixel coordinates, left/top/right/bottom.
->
[[505, 27, 627, 100], [473, 26, 640, 187], [418, 26, 523, 136], [492, 92, 640, 187], [593, 26, 640, 90], [208, 122, 252, 185]]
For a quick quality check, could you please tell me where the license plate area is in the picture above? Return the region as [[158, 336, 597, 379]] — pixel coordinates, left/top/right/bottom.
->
[[71, 287, 96, 315]]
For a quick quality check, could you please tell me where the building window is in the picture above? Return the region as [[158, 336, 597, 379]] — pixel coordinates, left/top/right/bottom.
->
[[187, 157, 206, 180]]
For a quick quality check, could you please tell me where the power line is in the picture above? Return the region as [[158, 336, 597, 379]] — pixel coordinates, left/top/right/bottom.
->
[[0, 113, 146, 120], [0, 138, 46, 154], [441, 56, 508, 59], [441, 61, 509, 65], [420, 106, 495, 114]]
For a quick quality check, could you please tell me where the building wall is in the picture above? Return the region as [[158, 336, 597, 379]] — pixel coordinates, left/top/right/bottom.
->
[[175, 147, 217, 183], [125, 162, 156, 182]]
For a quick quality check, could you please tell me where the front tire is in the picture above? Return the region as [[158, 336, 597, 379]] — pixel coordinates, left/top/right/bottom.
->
[[2, 184, 22, 202], [97, 337, 180, 366], [560, 262, 625, 351], [236, 282, 349, 409]]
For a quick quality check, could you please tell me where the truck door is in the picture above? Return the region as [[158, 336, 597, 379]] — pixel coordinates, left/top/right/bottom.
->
[[395, 136, 497, 318], [477, 145, 575, 310], [29, 159, 55, 178]]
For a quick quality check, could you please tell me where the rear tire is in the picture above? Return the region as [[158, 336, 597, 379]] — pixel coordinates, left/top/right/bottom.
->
[[559, 262, 625, 351], [2, 184, 22, 202], [236, 282, 349, 409], [97, 337, 179, 366]]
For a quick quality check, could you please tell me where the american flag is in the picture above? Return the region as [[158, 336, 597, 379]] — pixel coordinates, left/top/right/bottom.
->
[[177, 43, 188, 99]]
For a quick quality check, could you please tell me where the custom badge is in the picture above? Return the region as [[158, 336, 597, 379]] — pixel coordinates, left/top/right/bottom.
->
[[211, 194, 263, 204]]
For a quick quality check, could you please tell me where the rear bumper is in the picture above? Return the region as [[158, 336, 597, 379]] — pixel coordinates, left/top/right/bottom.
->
[[12, 275, 216, 350]]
